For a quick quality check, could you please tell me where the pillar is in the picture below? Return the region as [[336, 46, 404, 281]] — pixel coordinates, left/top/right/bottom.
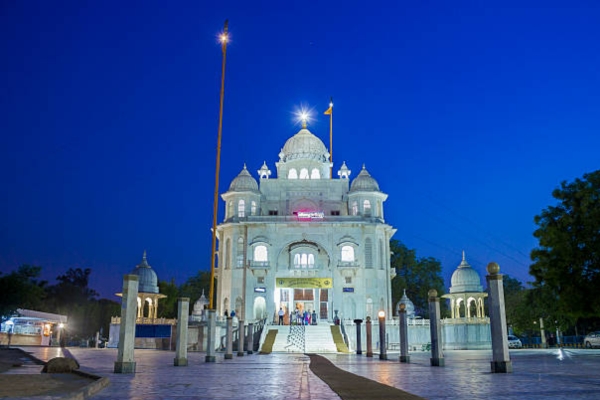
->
[[428, 289, 444, 367], [114, 274, 139, 374], [237, 320, 245, 356], [246, 322, 254, 354], [225, 316, 233, 359], [398, 303, 410, 363], [378, 311, 387, 360], [365, 316, 373, 357], [174, 297, 189, 366], [353, 319, 363, 355], [205, 309, 216, 363], [486, 262, 513, 373], [540, 318, 547, 348]]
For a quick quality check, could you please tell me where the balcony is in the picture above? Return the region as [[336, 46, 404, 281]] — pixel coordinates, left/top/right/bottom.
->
[[337, 261, 360, 268], [250, 261, 270, 269]]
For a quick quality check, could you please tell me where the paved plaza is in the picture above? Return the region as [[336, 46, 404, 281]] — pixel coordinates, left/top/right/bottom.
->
[[12, 346, 600, 399]]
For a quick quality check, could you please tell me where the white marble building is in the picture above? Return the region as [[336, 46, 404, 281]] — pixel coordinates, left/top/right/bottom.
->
[[215, 124, 396, 324]]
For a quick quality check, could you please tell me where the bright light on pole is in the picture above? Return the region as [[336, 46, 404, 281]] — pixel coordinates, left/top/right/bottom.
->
[[208, 20, 229, 310]]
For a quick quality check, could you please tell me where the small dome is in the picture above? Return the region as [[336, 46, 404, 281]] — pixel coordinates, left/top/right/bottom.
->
[[280, 128, 329, 162], [131, 251, 159, 294], [228, 164, 258, 192], [192, 290, 209, 316], [350, 165, 380, 192], [397, 289, 416, 318], [450, 252, 483, 293]]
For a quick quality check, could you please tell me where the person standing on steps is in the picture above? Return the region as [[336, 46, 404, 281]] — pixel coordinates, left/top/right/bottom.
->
[[278, 308, 285, 325]]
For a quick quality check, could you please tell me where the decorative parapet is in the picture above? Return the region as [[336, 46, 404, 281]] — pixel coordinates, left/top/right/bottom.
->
[[111, 316, 177, 325], [441, 317, 490, 325], [337, 261, 360, 268], [250, 261, 270, 269]]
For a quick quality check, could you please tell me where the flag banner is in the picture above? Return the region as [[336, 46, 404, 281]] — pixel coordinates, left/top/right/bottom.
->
[[276, 277, 333, 288], [324, 106, 332, 115]]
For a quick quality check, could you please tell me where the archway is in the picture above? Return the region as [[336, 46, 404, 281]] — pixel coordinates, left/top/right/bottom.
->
[[253, 296, 267, 320]]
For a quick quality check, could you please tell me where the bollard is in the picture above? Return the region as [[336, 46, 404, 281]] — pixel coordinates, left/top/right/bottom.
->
[[114, 275, 139, 373], [428, 289, 444, 367], [487, 262, 513, 373], [378, 311, 387, 360], [237, 320, 245, 356], [174, 298, 190, 366], [205, 309, 217, 362], [246, 322, 254, 354], [398, 303, 410, 363], [366, 316, 373, 357], [225, 316, 233, 359], [353, 319, 363, 355]]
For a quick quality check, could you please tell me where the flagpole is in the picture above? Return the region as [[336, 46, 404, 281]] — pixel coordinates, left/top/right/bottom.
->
[[209, 20, 228, 310], [328, 98, 333, 178]]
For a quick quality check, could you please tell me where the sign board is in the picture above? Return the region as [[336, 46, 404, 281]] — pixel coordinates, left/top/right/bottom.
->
[[343, 287, 354, 293], [276, 277, 333, 289], [296, 211, 325, 221]]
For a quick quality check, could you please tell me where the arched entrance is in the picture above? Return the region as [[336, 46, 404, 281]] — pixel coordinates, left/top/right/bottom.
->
[[253, 296, 267, 320]]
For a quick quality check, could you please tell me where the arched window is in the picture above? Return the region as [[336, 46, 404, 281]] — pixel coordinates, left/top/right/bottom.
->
[[365, 238, 373, 268], [225, 239, 231, 269], [288, 169, 298, 179], [293, 252, 316, 268], [311, 168, 320, 179], [363, 200, 371, 216], [351, 201, 358, 216], [299, 168, 309, 179], [341, 246, 354, 262], [251, 201, 257, 215], [379, 239, 384, 270], [254, 245, 268, 262], [228, 201, 233, 219], [237, 237, 244, 268], [238, 199, 245, 218]]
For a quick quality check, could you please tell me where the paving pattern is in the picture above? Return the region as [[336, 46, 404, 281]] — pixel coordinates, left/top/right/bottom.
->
[[18, 346, 600, 400]]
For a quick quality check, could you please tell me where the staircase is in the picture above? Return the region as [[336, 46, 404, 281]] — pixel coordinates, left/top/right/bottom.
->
[[260, 325, 339, 353]]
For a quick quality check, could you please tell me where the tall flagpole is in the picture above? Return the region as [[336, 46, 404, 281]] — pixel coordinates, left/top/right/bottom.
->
[[325, 98, 333, 178], [209, 20, 228, 310]]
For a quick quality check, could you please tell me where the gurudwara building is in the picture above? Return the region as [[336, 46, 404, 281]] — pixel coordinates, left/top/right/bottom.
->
[[215, 123, 396, 324]]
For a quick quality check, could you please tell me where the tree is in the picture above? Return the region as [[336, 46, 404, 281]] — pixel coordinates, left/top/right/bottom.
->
[[530, 170, 600, 328], [157, 279, 179, 318], [390, 240, 445, 318], [179, 271, 212, 306], [0, 265, 46, 319], [44, 268, 99, 338]]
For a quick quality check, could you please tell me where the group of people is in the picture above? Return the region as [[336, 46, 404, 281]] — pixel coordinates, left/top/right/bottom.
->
[[278, 307, 318, 325]]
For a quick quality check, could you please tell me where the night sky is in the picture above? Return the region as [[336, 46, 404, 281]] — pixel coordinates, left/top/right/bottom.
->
[[2, 1, 599, 298]]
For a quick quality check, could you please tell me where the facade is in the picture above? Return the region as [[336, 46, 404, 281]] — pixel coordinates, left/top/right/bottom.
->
[[0, 309, 67, 347], [215, 124, 396, 324]]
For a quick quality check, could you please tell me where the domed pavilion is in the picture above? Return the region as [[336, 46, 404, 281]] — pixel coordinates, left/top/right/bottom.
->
[[442, 251, 487, 319]]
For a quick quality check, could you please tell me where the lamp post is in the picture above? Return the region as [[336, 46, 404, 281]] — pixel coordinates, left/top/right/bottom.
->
[[378, 310, 387, 360], [208, 20, 229, 310]]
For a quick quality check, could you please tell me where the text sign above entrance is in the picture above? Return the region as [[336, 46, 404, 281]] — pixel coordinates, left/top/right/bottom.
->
[[276, 277, 332, 289]]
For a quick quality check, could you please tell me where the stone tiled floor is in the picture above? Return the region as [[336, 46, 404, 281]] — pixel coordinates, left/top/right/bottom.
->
[[21, 347, 600, 399]]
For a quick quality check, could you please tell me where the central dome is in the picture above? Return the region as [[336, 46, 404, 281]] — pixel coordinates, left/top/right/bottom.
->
[[131, 251, 159, 294], [449, 252, 483, 293], [280, 128, 329, 162]]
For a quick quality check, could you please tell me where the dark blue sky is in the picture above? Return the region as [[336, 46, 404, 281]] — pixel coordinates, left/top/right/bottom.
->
[[1, 1, 599, 298]]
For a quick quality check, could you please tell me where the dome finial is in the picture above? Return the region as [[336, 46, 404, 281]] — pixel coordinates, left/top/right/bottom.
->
[[143, 250, 147, 260], [462, 250, 465, 261]]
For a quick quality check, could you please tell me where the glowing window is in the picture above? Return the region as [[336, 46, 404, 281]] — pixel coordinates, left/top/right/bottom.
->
[[311, 168, 320, 179], [341, 246, 354, 262], [254, 245, 268, 262], [352, 201, 358, 216], [288, 169, 298, 179], [363, 200, 371, 216], [299, 168, 309, 179], [251, 201, 257, 215], [294, 252, 316, 268], [238, 199, 245, 218]]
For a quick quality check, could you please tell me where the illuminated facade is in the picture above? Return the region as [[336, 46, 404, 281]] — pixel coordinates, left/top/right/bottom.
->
[[215, 126, 396, 324]]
